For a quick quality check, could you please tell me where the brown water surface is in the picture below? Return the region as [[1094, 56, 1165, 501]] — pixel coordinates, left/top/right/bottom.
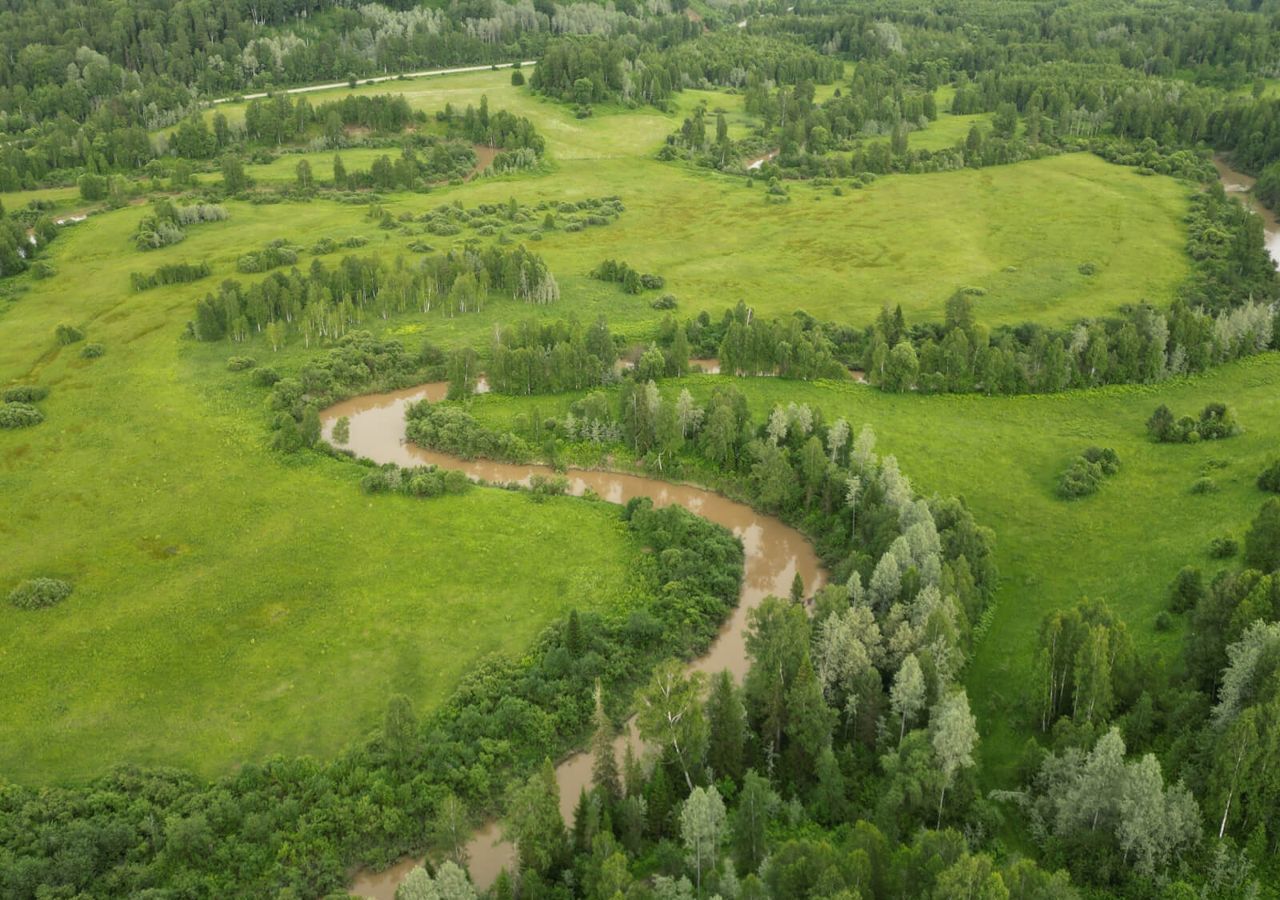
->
[[1214, 157, 1280, 266], [332, 383, 823, 897]]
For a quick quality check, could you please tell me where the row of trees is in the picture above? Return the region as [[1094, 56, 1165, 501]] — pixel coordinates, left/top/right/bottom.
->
[[191, 245, 559, 345]]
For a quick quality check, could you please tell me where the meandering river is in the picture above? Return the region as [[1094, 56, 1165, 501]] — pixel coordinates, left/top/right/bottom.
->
[[326, 384, 824, 897], [1215, 157, 1280, 266]]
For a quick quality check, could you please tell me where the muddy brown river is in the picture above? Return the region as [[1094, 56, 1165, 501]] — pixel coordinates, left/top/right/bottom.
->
[[1215, 157, 1280, 266], [326, 383, 824, 897]]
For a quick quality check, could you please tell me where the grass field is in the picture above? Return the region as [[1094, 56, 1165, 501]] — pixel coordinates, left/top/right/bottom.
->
[[0, 211, 650, 784], [0, 67, 1234, 785], [179, 69, 1193, 326], [453, 355, 1280, 782]]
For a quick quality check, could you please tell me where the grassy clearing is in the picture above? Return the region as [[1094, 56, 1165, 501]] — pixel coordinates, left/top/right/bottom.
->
[[172, 70, 1190, 326], [454, 354, 1280, 782], [0, 209, 648, 784]]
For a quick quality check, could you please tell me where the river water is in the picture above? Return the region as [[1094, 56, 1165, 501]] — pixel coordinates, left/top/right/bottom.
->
[[1214, 157, 1280, 266], [326, 384, 824, 896]]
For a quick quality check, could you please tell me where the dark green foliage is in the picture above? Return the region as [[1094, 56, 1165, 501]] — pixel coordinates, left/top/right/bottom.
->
[[1056, 447, 1120, 499], [1257, 459, 1280, 493], [1147, 402, 1241, 442], [590, 259, 663, 294], [1168, 567, 1204, 613], [0, 402, 44, 428], [1209, 536, 1240, 559], [9, 577, 72, 610], [3, 385, 47, 403], [1244, 498, 1280, 573], [54, 323, 84, 345], [236, 241, 299, 274], [80, 342, 104, 358], [130, 261, 211, 291], [226, 356, 257, 372], [487, 316, 618, 395]]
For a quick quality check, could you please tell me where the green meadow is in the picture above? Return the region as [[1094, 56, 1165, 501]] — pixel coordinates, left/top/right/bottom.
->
[[0, 68, 1248, 786], [0, 208, 649, 783]]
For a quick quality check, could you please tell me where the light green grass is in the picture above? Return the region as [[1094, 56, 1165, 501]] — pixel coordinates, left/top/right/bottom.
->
[[453, 354, 1280, 783], [0, 209, 649, 784], [184, 70, 1192, 327]]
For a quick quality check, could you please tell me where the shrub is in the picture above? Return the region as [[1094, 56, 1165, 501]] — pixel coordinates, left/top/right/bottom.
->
[[1167, 566, 1204, 613], [30, 261, 55, 280], [227, 356, 257, 372], [252, 367, 281, 387], [0, 402, 43, 429], [1056, 447, 1120, 499], [9, 578, 72, 610], [1149, 403, 1240, 442], [1209, 536, 1239, 559], [1190, 477, 1219, 494], [1154, 611, 1173, 632], [55, 323, 84, 345], [80, 343, 104, 359], [1258, 459, 1280, 493], [3, 385, 48, 403], [1244, 498, 1280, 572], [651, 294, 678, 310]]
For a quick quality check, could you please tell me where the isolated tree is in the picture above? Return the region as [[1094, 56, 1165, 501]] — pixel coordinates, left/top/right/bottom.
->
[[384, 694, 418, 764], [931, 688, 979, 827], [891, 653, 927, 741], [680, 786, 726, 895], [638, 660, 707, 791], [333, 153, 348, 188], [295, 158, 313, 189], [220, 154, 247, 193]]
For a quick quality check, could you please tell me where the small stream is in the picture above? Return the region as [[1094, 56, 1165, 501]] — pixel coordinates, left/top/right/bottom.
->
[[329, 383, 824, 896]]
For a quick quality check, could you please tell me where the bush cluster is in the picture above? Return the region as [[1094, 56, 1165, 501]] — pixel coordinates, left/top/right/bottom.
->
[[590, 258, 665, 294], [0, 402, 43, 428], [9, 577, 72, 610], [1146, 402, 1241, 443], [359, 463, 471, 497], [1056, 446, 1121, 499]]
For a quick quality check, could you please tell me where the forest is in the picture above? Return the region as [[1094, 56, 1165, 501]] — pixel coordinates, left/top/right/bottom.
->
[[1, 0, 1280, 897]]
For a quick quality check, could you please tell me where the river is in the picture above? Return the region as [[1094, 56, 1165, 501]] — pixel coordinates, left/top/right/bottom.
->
[[326, 384, 824, 897], [1214, 157, 1280, 266]]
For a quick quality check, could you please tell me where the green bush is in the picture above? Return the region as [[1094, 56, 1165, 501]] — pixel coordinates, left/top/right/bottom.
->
[[9, 578, 72, 610], [1147, 402, 1241, 443], [1056, 447, 1120, 499], [1190, 477, 1219, 494], [251, 367, 281, 387], [55, 323, 85, 345], [0, 402, 44, 429], [1209, 536, 1239, 559], [80, 343, 104, 359], [226, 356, 257, 371], [1258, 459, 1280, 493], [3, 385, 48, 403]]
